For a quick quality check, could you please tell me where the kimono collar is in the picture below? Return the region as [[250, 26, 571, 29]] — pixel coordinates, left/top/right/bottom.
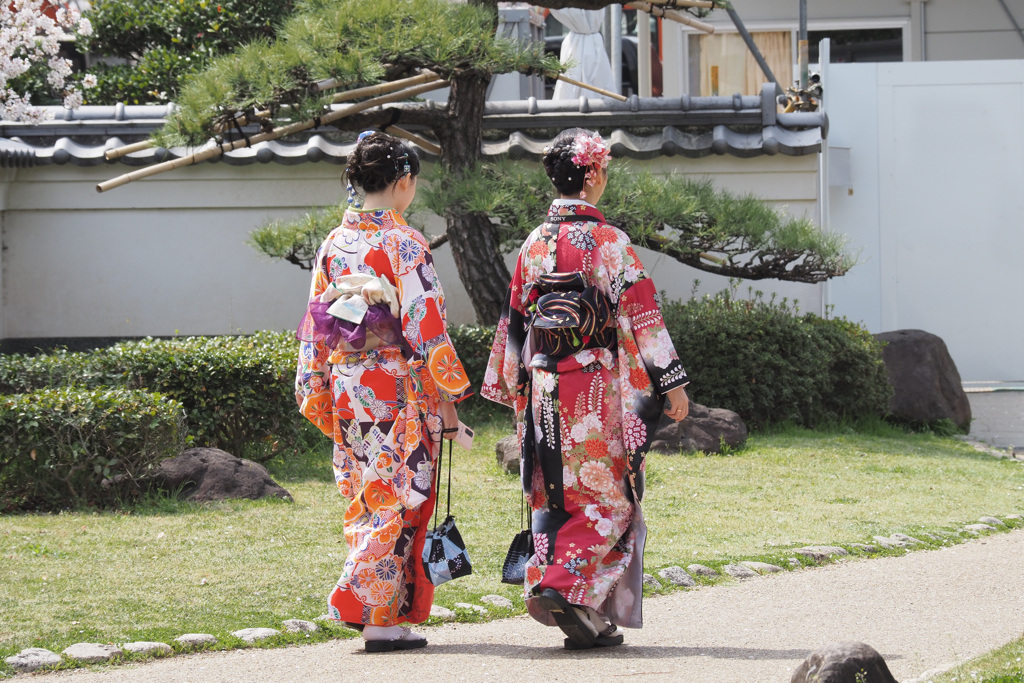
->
[[546, 199, 607, 224], [342, 207, 406, 231]]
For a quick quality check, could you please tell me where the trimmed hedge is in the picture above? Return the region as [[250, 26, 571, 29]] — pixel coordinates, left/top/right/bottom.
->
[[0, 332, 303, 459], [661, 289, 891, 428], [0, 388, 185, 511]]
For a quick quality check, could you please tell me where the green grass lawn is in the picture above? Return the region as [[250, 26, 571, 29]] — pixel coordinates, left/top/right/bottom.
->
[[930, 634, 1024, 682], [2, 417, 1023, 676]]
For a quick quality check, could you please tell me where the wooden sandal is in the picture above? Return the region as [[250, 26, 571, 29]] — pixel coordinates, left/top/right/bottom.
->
[[535, 588, 598, 648]]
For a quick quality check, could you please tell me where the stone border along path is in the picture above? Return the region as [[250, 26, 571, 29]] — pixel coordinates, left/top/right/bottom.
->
[[4, 514, 1023, 681]]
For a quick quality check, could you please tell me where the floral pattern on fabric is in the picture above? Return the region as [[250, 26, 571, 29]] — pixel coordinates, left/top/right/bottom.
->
[[296, 208, 472, 627], [482, 200, 688, 629]]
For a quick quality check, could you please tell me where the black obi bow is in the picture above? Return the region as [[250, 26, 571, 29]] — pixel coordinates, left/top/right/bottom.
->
[[528, 273, 615, 359]]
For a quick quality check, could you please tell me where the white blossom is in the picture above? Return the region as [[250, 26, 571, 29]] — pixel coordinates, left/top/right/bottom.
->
[[1, 0, 94, 122]]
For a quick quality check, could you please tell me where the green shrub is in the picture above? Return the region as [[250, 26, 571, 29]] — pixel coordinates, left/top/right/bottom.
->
[[0, 388, 185, 511], [0, 347, 98, 395], [661, 287, 891, 429], [0, 332, 303, 459], [87, 332, 301, 458]]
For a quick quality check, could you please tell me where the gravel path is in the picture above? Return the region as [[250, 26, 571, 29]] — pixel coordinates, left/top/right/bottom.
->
[[49, 529, 1024, 683]]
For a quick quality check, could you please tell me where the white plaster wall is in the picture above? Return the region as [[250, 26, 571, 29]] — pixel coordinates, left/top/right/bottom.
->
[[1, 153, 821, 339], [827, 60, 1024, 381]]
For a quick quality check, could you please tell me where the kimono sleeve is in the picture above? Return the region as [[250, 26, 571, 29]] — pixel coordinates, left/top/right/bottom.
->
[[295, 250, 335, 437], [481, 247, 529, 407], [617, 244, 689, 396], [390, 230, 473, 403]]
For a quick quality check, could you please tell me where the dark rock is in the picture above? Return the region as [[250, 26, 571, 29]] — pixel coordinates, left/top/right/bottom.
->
[[496, 435, 519, 474], [150, 448, 291, 503], [791, 641, 898, 683], [651, 402, 748, 454], [874, 329, 971, 430]]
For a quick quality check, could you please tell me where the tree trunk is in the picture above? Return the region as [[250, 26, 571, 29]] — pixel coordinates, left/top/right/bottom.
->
[[434, 70, 511, 325]]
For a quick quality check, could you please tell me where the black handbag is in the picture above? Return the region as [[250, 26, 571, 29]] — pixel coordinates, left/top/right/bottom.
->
[[422, 436, 472, 586], [501, 488, 534, 585]]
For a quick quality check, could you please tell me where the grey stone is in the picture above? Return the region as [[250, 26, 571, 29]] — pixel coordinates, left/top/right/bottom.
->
[[651, 402, 748, 454], [658, 566, 697, 587], [5, 648, 62, 672], [849, 543, 879, 553], [454, 602, 488, 614], [282, 619, 319, 633], [150, 448, 292, 503], [965, 523, 997, 532], [687, 564, 719, 577], [495, 435, 519, 474], [979, 516, 1005, 526], [174, 633, 217, 647], [790, 641, 898, 683], [874, 329, 971, 430], [873, 535, 907, 549], [740, 561, 784, 574], [122, 641, 173, 656], [480, 594, 514, 609], [231, 628, 280, 643], [788, 558, 801, 567], [794, 546, 849, 562], [890, 533, 924, 545], [62, 643, 122, 663], [723, 564, 758, 579], [430, 605, 455, 619], [1005, 514, 1022, 520], [642, 573, 663, 589]]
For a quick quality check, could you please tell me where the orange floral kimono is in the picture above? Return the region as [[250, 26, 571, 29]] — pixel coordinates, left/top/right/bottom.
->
[[296, 208, 471, 627]]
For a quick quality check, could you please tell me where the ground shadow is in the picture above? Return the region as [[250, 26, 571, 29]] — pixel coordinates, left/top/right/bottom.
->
[[364, 642, 904, 662]]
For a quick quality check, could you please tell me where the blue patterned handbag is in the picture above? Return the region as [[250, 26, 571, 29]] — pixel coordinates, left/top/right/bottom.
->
[[422, 438, 472, 586]]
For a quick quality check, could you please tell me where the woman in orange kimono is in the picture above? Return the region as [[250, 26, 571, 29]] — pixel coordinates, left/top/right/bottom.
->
[[295, 132, 471, 652], [482, 128, 689, 650]]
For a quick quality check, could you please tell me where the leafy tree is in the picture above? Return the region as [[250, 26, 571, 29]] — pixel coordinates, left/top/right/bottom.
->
[[145, 0, 847, 323], [80, 0, 294, 105]]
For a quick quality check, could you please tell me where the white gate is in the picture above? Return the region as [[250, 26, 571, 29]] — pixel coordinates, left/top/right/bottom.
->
[[827, 60, 1024, 381]]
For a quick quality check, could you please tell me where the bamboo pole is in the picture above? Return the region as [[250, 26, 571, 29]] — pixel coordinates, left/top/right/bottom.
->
[[103, 140, 156, 161], [384, 125, 441, 156], [554, 74, 628, 101], [103, 71, 444, 161], [96, 79, 447, 193], [627, 2, 716, 34], [648, 0, 716, 7]]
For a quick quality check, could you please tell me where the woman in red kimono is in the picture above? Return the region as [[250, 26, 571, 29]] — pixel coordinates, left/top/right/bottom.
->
[[296, 132, 471, 652], [481, 128, 689, 650]]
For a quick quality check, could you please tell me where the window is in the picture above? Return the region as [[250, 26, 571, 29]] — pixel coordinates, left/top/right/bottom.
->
[[808, 28, 903, 63], [689, 31, 792, 97]]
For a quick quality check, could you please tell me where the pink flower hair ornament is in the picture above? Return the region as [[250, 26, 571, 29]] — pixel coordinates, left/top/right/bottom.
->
[[570, 133, 611, 199]]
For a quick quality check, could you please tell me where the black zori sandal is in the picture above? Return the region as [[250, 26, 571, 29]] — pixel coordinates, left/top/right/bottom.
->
[[564, 624, 625, 650], [363, 627, 428, 653], [535, 588, 598, 648]]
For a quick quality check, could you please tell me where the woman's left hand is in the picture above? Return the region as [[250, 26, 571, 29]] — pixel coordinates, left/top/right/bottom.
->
[[664, 385, 690, 422], [440, 400, 459, 439]]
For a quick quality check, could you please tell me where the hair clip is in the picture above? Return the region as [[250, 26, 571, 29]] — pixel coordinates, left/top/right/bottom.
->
[[357, 130, 375, 142]]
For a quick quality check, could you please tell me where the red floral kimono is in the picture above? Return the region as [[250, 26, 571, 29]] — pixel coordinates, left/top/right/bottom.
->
[[296, 208, 472, 627], [482, 199, 687, 629]]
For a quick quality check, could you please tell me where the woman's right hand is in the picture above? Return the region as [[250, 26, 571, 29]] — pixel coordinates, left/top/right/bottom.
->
[[440, 400, 459, 439], [664, 385, 690, 422]]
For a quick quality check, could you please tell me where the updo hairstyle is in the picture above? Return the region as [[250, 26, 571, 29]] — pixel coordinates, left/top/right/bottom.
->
[[344, 131, 421, 194], [542, 127, 596, 197]]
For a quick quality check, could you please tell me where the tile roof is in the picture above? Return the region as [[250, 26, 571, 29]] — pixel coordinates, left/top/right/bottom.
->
[[0, 85, 826, 169]]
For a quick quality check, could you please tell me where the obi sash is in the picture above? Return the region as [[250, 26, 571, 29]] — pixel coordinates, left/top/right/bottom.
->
[[297, 274, 413, 358], [527, 272, 615, 360]]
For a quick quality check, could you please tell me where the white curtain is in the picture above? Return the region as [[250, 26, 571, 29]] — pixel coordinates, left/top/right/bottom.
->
[[550, 8, 617, 100]]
